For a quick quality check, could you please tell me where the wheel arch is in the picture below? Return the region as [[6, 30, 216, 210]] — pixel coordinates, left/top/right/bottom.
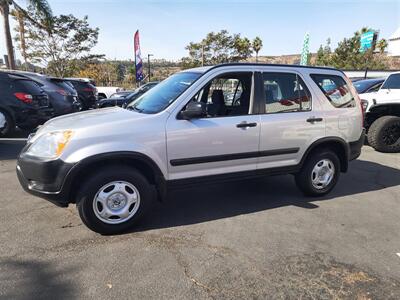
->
[[366, 103, 400, 129], [300, 137, 349, 172], [66, 151, 166, 203]]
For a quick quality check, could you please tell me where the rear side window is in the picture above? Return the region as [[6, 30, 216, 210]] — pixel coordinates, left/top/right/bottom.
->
[[311, 74, 356, 108], [13, 79, 42, 94], [51, 80, 76, 93], [262, 72, 312, 113]]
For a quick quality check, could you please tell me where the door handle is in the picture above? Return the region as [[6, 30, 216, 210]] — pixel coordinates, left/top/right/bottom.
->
[[306, 117, 323, 123], [236, 122, 257, 128]]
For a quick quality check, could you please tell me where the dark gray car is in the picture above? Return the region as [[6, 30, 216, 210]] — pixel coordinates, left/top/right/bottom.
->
[[12, 72, 81, 116]]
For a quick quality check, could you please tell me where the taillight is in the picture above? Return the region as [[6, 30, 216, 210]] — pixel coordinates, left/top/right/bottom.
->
[[56, 89, 68, 96], [14, 92, 33, 104], [83, 87, 95, 92]]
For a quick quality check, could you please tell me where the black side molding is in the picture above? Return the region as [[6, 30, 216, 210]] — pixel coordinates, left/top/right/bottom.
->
[[170, 148, 299, 166]]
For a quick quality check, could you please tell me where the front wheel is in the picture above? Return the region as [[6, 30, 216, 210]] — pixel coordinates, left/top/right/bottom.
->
[[295, 150, 340, 196], [76, 166, 154, 234]]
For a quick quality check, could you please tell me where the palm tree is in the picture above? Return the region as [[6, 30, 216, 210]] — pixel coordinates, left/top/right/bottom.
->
[[377, 39, 388, 54], [0, 0, 52, 69], [252, 36, 263, 63]]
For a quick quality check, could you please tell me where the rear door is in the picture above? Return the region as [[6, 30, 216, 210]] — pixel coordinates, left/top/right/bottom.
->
[[309, 73, 362, 143], [257, 70, 325, 170]]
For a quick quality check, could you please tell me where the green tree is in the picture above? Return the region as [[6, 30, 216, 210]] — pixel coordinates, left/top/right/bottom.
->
[[376, 39, 388, 54], [252, 36, 263, 62], [0, 0, 52, 69], [18, 11, 99, 77], [314, 28, 387, 70], [315, 38, 332, 66], [183, 30, 254, 66]]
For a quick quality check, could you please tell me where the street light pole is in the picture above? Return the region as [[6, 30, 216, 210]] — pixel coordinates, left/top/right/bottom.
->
[[147, 54, 153, 82]]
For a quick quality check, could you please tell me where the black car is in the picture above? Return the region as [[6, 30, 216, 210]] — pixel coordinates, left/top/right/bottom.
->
[[13, 72, 81, 116], [65, 78, 97, 110], [353, 78, 385, 94], [96, 82, 159, 108], [0, 72, 53, 136]]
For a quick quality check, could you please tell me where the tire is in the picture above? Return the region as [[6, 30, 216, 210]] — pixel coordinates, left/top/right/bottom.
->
[[76, 165, 154, 234], [367, 116, 400, 153], [18, 123, 39, 131], [0, 109, 15, 137], [295, 149, 340, 196]]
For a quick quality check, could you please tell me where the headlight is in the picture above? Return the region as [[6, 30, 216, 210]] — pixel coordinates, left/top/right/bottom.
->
[[26, 130, 73, 159]]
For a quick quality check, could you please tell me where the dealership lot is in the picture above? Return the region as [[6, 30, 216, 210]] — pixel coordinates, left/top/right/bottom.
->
[[0, 140, 399, 299]]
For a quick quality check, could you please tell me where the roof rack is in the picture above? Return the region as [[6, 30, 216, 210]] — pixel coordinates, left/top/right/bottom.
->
[[211, 62, 341, 72]]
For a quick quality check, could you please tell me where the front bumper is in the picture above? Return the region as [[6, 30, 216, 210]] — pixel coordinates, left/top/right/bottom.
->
[[16, 152, 75, 207]]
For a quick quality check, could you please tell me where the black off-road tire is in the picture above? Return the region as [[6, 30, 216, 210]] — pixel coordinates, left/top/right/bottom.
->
[[295, 150, 341, 197], [0, 109, 15, 137], [76, 165, 154, 234], [367, 116, 400, 153]]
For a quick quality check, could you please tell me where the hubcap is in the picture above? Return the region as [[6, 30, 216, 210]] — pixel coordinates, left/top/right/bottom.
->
[[311, 159, 335, 190], [93, 181, 140, 224], [0, 111, 7, 134]]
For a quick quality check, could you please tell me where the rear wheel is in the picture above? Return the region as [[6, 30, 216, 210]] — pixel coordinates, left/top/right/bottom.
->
[[76, 166, 154, 234], [0, 109, 15, 137], [295, 150, 340, 196], [367, 116, 400, 153]]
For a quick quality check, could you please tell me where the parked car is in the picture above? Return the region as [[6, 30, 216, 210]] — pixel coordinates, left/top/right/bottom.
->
[[97, 82, 159, 108], [65, 78, 97, 110], [353, 78, 385, 94], [16, 63, 364, 234], [359, 72, 400, 153], [96, 91, 134, 108], [12, 71, 81, 116], [0, 71, 53, 136], [96, 86, 124, 100]]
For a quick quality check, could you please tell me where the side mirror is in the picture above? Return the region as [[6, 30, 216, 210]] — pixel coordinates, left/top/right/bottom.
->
[[179, 101, 206, 120]]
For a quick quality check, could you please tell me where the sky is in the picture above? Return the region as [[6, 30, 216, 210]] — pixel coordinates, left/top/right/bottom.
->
[[1, 0, 399, 62]]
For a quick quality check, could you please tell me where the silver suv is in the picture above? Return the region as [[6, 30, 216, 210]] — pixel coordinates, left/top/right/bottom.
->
[[17, 64, 365, 234]]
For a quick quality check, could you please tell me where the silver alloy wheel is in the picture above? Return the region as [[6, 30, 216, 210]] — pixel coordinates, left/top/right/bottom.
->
[[311, 159, 335, 190], [0, 111, 6, 131], [93, 181, 140, 224]]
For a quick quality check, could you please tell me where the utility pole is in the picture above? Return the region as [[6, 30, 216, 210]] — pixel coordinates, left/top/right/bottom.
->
[[147, 54, 153, 82]]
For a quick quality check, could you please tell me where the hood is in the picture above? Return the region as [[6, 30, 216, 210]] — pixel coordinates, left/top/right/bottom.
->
[[33, 107, 144, 138]]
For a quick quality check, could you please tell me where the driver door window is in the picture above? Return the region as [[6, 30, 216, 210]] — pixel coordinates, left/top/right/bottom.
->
[[186, 72, 253, 117]]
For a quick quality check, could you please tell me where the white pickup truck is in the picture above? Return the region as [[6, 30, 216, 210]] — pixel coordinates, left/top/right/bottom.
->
[[359, 72, 400, 153], [96, 86, 124, 100]]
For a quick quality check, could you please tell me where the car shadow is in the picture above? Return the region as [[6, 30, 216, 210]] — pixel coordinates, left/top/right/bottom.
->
[[129, 159, 400, 233], [0, 140, 26, 160], [0, 259, 78, 299]]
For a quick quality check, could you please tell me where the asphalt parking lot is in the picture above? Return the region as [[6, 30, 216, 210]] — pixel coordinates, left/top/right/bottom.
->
[[0, 139, 399, 299]]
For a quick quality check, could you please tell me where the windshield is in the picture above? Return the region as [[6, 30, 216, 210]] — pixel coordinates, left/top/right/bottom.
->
[[382, 74, 400, 89], [127, 72, 201, 114]]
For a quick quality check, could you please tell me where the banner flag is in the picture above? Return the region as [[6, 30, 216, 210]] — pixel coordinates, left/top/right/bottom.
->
[[134, 30, 144, 82], [300, 32, 310, 66]]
